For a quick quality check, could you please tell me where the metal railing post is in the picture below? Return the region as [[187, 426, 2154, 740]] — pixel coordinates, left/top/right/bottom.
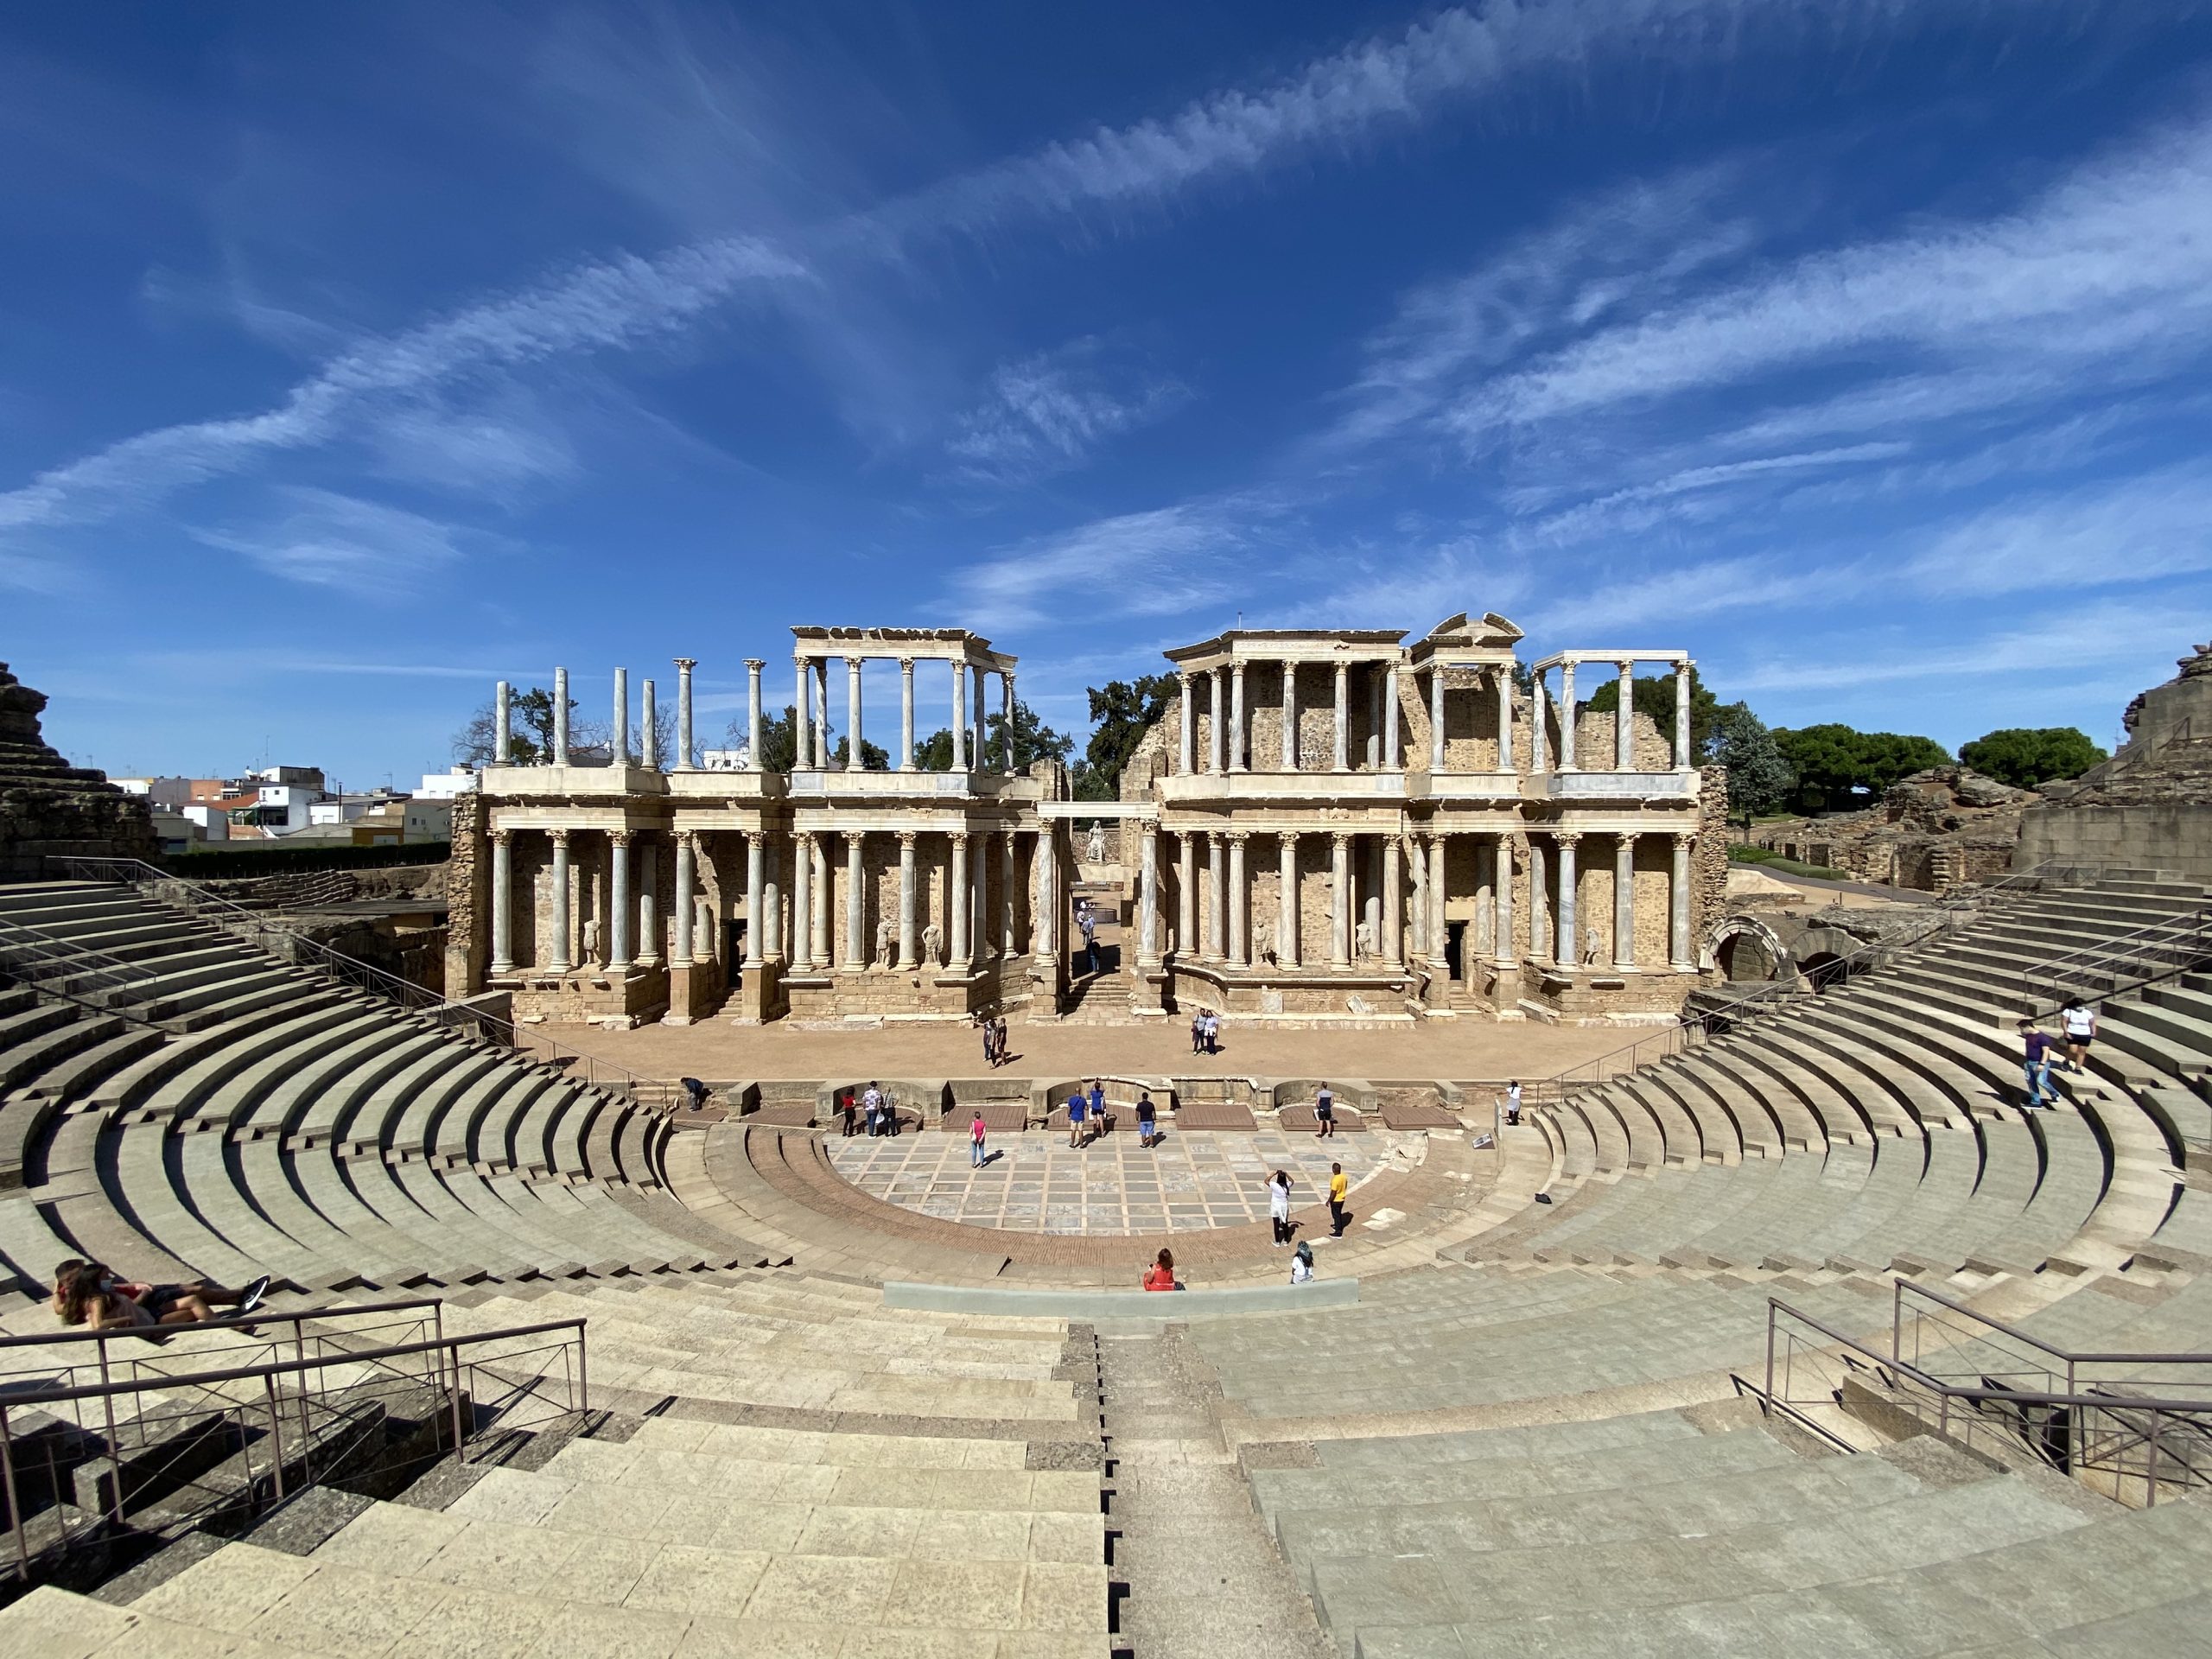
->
[[1763, 1300, 1777, 1416], [1892, 1280, 1904, 1368], [0, 1404, 28, 1583], [448, 1344, 468, 1465], [263, 1372, 287, 1501], [2147, 1410, 2163, 1509]]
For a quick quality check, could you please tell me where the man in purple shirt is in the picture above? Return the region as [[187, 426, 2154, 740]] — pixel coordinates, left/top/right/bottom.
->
[[2019, 1020, 2056, 1109]]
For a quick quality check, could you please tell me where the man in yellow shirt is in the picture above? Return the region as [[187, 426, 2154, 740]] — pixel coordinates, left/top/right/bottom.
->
[[1328, 1163, 1349, 1236]]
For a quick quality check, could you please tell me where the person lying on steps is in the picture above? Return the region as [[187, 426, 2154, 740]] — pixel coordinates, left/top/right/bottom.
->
[[53, 1261, 269, 1330]]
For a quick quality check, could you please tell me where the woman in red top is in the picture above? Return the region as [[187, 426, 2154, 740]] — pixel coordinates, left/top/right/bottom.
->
[[1142, 1249, 1179, 1291]]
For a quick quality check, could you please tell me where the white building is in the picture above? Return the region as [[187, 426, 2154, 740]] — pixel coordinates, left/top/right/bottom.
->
[[416, 768, 481, 800]]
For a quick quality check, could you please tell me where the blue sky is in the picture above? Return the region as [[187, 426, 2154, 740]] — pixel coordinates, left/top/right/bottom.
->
[[5, 2, 2211, 787]]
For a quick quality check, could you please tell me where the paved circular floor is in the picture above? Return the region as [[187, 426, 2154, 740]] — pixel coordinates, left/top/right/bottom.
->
[[825, 1128, 1402, 1235]]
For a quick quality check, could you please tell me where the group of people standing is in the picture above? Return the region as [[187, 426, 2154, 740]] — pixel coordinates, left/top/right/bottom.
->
[[976, 1012, 1012, 1067], [1189, 1009, 1223, 1055], [839, 1082, 901, 1138]]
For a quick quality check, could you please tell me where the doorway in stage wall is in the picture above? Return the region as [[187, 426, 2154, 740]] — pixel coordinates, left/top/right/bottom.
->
[[1445, 920, 1465, 984]]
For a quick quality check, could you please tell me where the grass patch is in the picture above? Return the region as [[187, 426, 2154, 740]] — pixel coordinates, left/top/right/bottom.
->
[[1730, 849, 1851, 882]]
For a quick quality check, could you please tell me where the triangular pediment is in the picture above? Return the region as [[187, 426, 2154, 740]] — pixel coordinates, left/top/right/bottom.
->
[[1422, 611, 1523, 649]]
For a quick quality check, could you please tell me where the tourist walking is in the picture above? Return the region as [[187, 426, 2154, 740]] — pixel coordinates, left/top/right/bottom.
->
[[1143, 1249, 1180, 1291], [1506, 1079, 1522, 1126], [1067, 1090, 1087, 1148], [1088, 1078, 1106, 1143], [971, 1109, 988, 1168], [1290, 1240, 1315, 1284], [1080, 906, 1099, 976], [840, 1089, 858, 1138], [2019, 1020, 2057, 1109], [992, 1015, 1008, 1066], [862, 1081, 885, 1137], [978, 1014, 994, 1069], [1136, 1093, 1158, 1147], [1268, 1170, 1293, 1246], [2060, 996, 2097, 1072], [1313, 1082, 1337, 1138], [1327, 1162, 1349, 1236]]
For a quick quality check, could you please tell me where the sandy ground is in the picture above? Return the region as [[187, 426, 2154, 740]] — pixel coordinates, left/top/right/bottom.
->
[[530, 1009, 1633, 1084]]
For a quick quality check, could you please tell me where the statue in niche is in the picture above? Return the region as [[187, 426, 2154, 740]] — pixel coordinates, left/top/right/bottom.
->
[[580, 919, 601, 968], [1584, 923, 1605, 966], [1355, 917, 1377, 960], [875, 918, 897, 970], [920, 921, 944, 968], [1086, 822, 1109, 864], [1253, 917, 1275, 966]]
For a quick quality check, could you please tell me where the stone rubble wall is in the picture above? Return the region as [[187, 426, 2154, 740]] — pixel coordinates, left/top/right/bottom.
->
[[0, 661, 160, 880]]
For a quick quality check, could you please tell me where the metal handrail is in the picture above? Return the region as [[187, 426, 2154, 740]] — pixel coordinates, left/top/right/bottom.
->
[[1892, 1280, 2212, 1376], [0, 916, 169, 1002], [2019, 903, 2212, 1015], [41, 856, 659, 1103], [0, 1296, 445, 1354]]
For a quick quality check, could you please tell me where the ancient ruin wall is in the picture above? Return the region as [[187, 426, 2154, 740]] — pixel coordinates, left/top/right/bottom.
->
[[0, 662, 159, 880]]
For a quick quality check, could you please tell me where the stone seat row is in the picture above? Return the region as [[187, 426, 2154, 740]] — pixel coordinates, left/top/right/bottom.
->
[[1241, 1403, 2209, 1658]]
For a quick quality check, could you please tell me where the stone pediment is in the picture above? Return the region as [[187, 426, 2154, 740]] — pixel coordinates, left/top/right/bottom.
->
[[1421, 612, 1523, 651]]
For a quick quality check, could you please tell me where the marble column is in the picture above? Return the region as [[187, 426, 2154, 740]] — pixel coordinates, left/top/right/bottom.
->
[[1332, 664, 1351, 772], [1671, 832, 1695, 970], [1281, 664, 1299, 770], [1278, 833, 1300, 968], [1330, 833, 1353, 969], [1382, 835, 1403, 965], [1613, 833, 1637, 971], [1474, 835, 1495, 957], [950, 832, 971, 968], [1496, 836, 1519, 969], [793, 658, 810, 771], [1615, 660, 1636, 771], [1230, 664, 1248, 772], [1559, 662, 1580, 772], [843, 832, 866, 969], [1427, 834, 1448, 961], [791, 831, 815, 969], [1207, 833, 1226, 961], [638, 835, 658, 964], [745, 659, 763, 770], [1527, 836, 1548, 963], [1407, 836, 1425, 963], [1179, 674, 1195, 773], [552, 668, 571, 765], [1495, 667, 1514, 773], [745, 831, 766, 969], [846, 657, 865, 769], [613, 667, 630, 765], [1531, 671, 1549, 773], [641, 680, 658, 770], [675, 659, 696, 770], [897, 832, 918, 970], [814, 662, 831, 769], [1383, 665, 1402, 771], [1210, 668, 1227, 772], [812, 836, 831, 965], [972, 667, 987, 766], [898, 658, 916, 771], [489, 829, 514, 974], [1001, 673, 1016, 773], [1139, 826, 1160, 966], [547, 829, 572, 970], [1178, 833, 1198, 958], [609, 830, 632, 969], [1003, 829, 1020, 955], [1227, 833, 1248, 966], [1367, 671, 1382, 770], [1555, 832, 1580, 966], [493, 681, 513, 764], [1675, 663, 1694, 772], [672, 832, 696, 967], [951, 664, 969, 771], [1429, 663, 1447, 772], [1036, 823, 1059, 963]]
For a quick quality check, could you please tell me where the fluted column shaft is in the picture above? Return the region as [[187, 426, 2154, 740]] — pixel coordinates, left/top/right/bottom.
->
[[847, 657, 865, 768], [1207, 834, 1226, 961], [638, 835, 657, 963], [1614, 833, 1637, 971], [489, 830, 514, 974], [1675, 663, 1694, 772], [950, 833, 971, 967], [609, 830, 632, 968], [1330, 834, 1353, 969], [814, 662, 830, 769], [1382, 835, 1403, 965], [1230, 665, 1248, 772], [745, 659, 763, 770], [745, 832, 766, 968], [791, 831, 815, 969], [552, 668, 570, 765], [641, 680, 658, 770], [1427, 834, 1447, 961], [613, 667, 630, 764], [1036, 824, 1058, 960], [672, 833, 696, 966], [1383, 666, 1401, 771], [1559, 662, 1579, 772], [1210, 668, 1227, 772], [843, 833, 865, 969], [951, 664, 969, 771], [810, 836, 830, 964], [793, 658, 810, 771], [1333, 664, 1350, 771], [1617, 661, 1636, 771], [545, 828, 572, 969], [1496, 836, 1519, 968], [898, 659, 915, 770], [1178, 834, 1197, 958], [1555, 834, 1580, 965], [1671, 833, 1694, 970], [1528, 837, 1548, 963], [1278, 834, 1300, 967], [1003, 829, 1020, 954], [897, 833, 918, 969], [1495, 668, 1514, 772], [494, 681, 513, 764], [1532, 671, 1549, 773], [1138, 828, 1160, 966], [1227, 834, 1248, 966], [1001, 674, 1016, 773], [675, 659, 696, 770], [1179, 674, 1195, 772], [1429, 664, 1446, 771], [1281, 664, 1299, 770]]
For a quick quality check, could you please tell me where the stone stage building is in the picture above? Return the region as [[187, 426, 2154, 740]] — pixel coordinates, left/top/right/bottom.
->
[[448, 613, 1726, 1029]]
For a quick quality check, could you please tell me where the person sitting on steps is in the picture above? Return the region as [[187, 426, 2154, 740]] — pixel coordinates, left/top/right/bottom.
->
[[1142, 1249, 1181, 1291], [54, 1261, 269, 1330]]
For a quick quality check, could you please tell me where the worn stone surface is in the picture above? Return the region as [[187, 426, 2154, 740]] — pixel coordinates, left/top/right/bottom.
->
[[0, 660, 159, 880], [1751, 765, 2032, 892]]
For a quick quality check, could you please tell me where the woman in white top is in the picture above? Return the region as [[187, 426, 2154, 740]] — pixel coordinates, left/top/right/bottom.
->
[[1266, 1170, 1294, 1247], [2060, 997, 2097, 1072], [1290, 1241, 1315, 1284]]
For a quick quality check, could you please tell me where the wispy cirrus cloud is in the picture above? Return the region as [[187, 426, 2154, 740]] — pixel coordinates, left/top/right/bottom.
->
[[946, 340, 1188, 486], [191, 488, 501, 601], [942, 499, 1268, 633]]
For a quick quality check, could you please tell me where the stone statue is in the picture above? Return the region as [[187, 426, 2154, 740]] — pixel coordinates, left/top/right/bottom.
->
[[1584, 923, 1605, 965], [1252, 917, 1274, 965], [875, 917, 896, 970], [1086, 822, 1108, 864], [920, 921, 944, 968], [580, 918, 601, 968], [1355, 917, 1377, 959]]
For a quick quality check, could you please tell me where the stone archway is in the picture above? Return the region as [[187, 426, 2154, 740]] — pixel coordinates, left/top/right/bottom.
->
[[1701, 914, 1790, 983]]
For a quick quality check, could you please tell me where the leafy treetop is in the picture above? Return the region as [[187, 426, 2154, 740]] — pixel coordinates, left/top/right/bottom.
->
[[1957, 727, 2107, 790]]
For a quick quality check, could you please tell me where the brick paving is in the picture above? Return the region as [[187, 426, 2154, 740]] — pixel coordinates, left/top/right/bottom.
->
[[828, 1129, 1392, 1236]]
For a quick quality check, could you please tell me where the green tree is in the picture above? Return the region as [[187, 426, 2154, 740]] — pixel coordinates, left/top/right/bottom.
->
[[725, 707, 888, 771], [1071, 673, 1176, 801], [912, 727, 955, 772], [1772, 723, 1951, 813], [913, 699, 1074, 772], [1958, 727, 2107, 789], [456, 686, 672, 768], [1583, 663, 1719, 761], [1706, 702, 1794, 831]]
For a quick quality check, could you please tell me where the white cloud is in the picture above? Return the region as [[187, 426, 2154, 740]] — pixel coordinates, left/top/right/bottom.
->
[[192, 489, 493, 601], [947, 340, 1187, 485], [1904, 467, 2212, 598], [944, 501, 1260, 632]]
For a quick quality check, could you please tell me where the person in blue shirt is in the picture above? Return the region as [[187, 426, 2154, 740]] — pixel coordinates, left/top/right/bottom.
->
[[1066, 1091, 1086, 1148], [1088, 1079, 1105, 1144]]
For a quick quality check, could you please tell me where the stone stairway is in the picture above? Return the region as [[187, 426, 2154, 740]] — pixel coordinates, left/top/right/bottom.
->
[[1058, 971, 1135, 1024]]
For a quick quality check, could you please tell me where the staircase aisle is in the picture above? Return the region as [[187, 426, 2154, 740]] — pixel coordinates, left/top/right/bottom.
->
[[1099, 1329, 1331, 1659]]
